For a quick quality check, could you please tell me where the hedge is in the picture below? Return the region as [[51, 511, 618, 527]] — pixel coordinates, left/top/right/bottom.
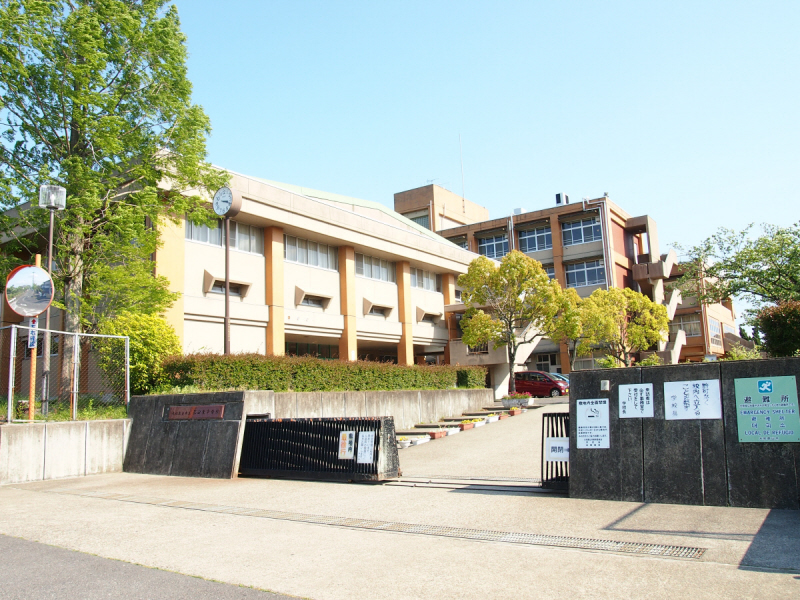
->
[[160, 353, 487, 393]]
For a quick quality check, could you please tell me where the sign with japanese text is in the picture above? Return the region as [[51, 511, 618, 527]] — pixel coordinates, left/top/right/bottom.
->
[[338, 431, 355, 460], [734, 376, 800, 442], [357, 431, 376, 464], [619, 384, 654, 418], [576, 398, 610, 449], [545, 437, 570, 462], [27, 317, 38, 350], [664, 380, 722, 420]]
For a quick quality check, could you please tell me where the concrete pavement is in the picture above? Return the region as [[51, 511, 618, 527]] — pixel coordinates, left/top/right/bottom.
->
[[0, 407, 797, 599]]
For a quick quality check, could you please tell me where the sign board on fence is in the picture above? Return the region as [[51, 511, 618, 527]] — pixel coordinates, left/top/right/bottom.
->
[[338, 431, 355, 459], [619, 384, 654, 418], [734, 376, 800, 442], [576, 398, 610, 449], [545, 437, 570, 461], [27, 317, 38, 350], [664, 380, 722, 420], [357, 431, 376, 464]]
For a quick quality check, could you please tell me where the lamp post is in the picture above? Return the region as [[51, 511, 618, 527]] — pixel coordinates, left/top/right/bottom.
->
[[38, 185, 66, 414]]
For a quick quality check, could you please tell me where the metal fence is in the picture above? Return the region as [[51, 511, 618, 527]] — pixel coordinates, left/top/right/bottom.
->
[[541, 412, 570, 490], [1, 325, 129, 422]]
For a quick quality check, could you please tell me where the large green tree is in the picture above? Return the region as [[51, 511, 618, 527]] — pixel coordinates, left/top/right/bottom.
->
[[581, 287, 668, 367], [677, 224, 800, 310], [543, 286, 592, 370], [0, 0, 225, 333], [457, 251, 562, 393]]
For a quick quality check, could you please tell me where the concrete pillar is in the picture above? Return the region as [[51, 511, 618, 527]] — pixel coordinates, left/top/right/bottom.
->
[[549, 214, 567, 289], [154, 216, 186, 344], [339, 246, 357, 361], [442, 273, 456, 365], [490, 364, 510, 400], [265, 226, 285, 356], [397, 261, 414, 366]]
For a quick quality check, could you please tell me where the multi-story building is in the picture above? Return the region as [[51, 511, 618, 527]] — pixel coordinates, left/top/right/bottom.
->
[[394, 185, 741, 377]]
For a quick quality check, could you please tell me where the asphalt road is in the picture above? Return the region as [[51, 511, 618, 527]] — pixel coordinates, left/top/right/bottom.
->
[[0, 534, 296, 600]]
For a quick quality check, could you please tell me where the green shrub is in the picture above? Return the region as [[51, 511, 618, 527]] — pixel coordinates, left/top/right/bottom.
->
[[98, 312, 182, 395], [637, 353, 664, 367], [755, 301, 800, 357], [159, 353, 487, 393]]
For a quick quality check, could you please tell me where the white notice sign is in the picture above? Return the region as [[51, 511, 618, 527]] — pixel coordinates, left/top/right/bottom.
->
[[357, 431, 375, 464], [619, 384, 654, 418], [664, 380, 722, 420], [545, 437, 570, 462], [576, 398, 610, 449], [338, 431, 355, 459]]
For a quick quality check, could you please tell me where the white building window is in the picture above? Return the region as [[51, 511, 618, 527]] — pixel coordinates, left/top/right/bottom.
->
[[185, 219, 222, 246], [478, 234, 508, 259], [709, 318, 723, 347], [669, 315, 702, 337], [565, 260, 606, 288], [519, 226, 552, 252], [355, 253, 396, 283], [544, 265, 555, 279], [562, 217, 602, 247], [410, 214, 430, 229], [284, 235, 338, 271], [410, 268, 442, 292]]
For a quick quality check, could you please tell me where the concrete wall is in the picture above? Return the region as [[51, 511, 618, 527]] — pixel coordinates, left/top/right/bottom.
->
[[569, 359, 800, 509], [0, 419, 131, 485], [271, 388, 492, 430]]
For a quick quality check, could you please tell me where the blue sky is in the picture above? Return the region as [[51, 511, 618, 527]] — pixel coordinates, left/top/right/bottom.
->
[[177, 1, 799, 252]]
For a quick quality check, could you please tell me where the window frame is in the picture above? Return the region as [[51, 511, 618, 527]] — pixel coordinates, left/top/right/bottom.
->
[[561, 217, 603, 247], [518, 226, 553, 253], [565, 259, 606, 288]]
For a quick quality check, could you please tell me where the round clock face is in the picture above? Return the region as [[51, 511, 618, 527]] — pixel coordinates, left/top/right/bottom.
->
[[213, 187, 233, 216]]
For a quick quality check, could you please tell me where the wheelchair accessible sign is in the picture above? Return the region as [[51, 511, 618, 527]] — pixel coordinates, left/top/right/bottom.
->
[[734, 376, 800, 442]]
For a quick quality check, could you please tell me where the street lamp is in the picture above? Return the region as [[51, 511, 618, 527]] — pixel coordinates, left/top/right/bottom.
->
[[38, 185, 66, 413]]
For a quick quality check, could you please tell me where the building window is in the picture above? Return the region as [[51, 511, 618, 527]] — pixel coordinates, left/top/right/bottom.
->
[[669, 315, 701, 337], [410, 268, 442, 292], [231, 222, 264, 254], [410, 215, 430, 229], [454, 289, 463, 302], [421, 314, 438, 324], [367, 306, 387, 317], [210, 282, 242, 296], [723, 324, 737, 336], [25, 334, 59, 358], [355, 253, 396, 283], [300, 295, 325, 308], [284, 235, 339, 271], [477, 234, 508, 259], [519, 226, 552, 252], [285, 342, 339, 359], [449, 238, 468, 249], [544, 265, 555, 279], [535, 353, 560, 373], [562, 217, 602, 247], [709, 318, 723, 347], [185, 219, 222, 246], [565, 260, 606, 288]]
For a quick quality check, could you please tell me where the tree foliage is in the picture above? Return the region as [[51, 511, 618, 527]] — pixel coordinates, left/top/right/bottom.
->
[[97, 311, 181, 395], [0, 0, 226, 335], [457, 251, 562, 393], [581, 287, 668, 368], [755, 301, 800, 358], [677, 224, 800, 311], [543, 287, 592, 370]]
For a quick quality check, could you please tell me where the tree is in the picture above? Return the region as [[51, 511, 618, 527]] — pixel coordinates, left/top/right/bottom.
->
[[97, 311, 181, 395], [0, 1, 226, 386], [677, 224, 800, 310], [581, 287, 668, 367], [544, 287, 592, 370], [754, 301, 800, 357], [457, 251, 562, 393]]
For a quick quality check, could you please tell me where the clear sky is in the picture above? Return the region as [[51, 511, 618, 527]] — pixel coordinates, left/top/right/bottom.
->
[[177, 1, 799, 253]]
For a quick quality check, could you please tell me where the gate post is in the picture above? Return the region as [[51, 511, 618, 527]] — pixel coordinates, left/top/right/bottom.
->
[[7, 325, 17, 422]]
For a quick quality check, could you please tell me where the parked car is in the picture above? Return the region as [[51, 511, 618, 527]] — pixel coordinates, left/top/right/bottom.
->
[[550, 373, 569, 383], [514, 371, 569, 397]]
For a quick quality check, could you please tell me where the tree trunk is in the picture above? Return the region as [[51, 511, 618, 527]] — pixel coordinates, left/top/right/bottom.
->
[[507, 344, 516, 394], [59, 234, 84, 401]]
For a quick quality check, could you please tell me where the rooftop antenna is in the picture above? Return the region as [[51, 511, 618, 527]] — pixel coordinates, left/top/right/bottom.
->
[[459, 134, 466, 212]]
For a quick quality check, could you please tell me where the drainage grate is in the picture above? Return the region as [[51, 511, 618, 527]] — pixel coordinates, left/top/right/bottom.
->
[[49, 489, 706, 560]]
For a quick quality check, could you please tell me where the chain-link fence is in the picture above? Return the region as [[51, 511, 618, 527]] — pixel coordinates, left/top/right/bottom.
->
[[1, 325, 129, 422]]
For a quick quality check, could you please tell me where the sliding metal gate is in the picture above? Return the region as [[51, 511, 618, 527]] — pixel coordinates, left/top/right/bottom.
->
[[541, 413, 570, 490], [239, 416, 399, 482]]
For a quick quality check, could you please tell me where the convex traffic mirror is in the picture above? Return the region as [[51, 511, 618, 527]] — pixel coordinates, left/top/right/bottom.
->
[[4, 265, 54, 317]]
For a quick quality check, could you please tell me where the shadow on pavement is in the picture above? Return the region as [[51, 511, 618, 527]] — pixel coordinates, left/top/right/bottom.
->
[[738, 509, 800, 572]]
